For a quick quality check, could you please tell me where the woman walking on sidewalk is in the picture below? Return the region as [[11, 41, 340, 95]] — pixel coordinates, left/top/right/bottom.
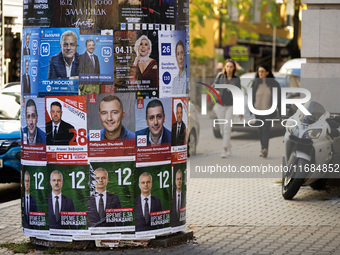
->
[[213, 59, 241, 158], [251, 64, 281, 158]]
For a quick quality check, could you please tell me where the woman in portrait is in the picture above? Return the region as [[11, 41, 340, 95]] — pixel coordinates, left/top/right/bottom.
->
[[130, 35, 158, 89], [172, 40, 187, 95]]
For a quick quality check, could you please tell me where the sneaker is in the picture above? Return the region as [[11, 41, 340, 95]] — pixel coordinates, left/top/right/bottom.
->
[[221, 151, 228, 158], [221, 150, 231, 158]]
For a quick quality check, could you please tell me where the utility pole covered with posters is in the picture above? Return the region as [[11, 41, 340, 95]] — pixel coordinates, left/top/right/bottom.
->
[[0, 0, 3, 86], [21, 0, 190, 246]]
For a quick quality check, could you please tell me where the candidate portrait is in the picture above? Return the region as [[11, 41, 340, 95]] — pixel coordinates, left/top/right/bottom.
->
[[79, 39, 100, 75], [22, 171, 38, 229], [23, 33, 30, 55], [48, 170, 76, 229], [88, 167, 123, 227], [172, 40, 187, 95], [136, 99, 171, 145], [46, 101, 75, 145], [172, 169, 186, 227], [48, 30, 79, 79], [98, 95, 135, 140], [134, 172, 163, 232], [171, 102, 186, 146], [22, 99, 46, 144], [22, 60, 31, 94]]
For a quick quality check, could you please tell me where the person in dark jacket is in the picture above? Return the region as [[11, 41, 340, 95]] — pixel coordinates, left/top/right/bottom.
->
[[213, 59, 241, 158], [88, 168, 123, 227], [251, 64, 281, 158], [48, 30, 79, 79], [46, 101, 75, 145]]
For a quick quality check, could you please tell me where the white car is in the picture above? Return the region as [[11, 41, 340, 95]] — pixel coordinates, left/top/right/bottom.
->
[[279, 58, 306, 76]]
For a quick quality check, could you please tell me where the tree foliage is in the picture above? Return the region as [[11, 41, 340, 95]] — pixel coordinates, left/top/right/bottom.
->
[[190, 0, 281, 51]]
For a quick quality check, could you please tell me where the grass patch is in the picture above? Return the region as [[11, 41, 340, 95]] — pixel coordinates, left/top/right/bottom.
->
[[43, 247, 57, 254], [0, 242, 30, 253]]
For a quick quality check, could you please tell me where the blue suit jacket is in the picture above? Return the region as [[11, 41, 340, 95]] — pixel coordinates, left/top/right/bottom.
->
[[135, 126, 171, 145], [22, 126, 46, 144], [48, 52, 79, 79]]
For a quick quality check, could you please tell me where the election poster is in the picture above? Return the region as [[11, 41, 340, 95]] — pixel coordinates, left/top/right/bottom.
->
[[52, 0, 118, 31], [45, 96, 87, 165], [88, 161, 135, 233], [176, 0, 189, 30], [78, 34, 114, 84], [23, 0, 53, 27], [135, 98, 172, 164], [22, 165, 49, 237], [22, 29, 40, 95], [114, 30, 159, 97], [22, 28, 40, 57], [134, 163, 172, 237], [38, 28, 80, 96], [47, 164, 90, 236], [87, 93, 135, 161], [171, 97, 188, 164], [171, 162, 186, 232], [21, 97, 47, 164], [158, 30, 188, 98]]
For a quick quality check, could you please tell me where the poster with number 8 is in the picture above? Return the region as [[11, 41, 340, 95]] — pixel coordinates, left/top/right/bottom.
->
[[45, 95, 87, 165]]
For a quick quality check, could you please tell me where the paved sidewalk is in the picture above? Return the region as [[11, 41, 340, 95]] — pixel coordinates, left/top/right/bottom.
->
[[0, 134, 340, 254]]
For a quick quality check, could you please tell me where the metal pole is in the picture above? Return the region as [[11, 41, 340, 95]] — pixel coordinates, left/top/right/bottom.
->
[[272, 25, 276, 72]]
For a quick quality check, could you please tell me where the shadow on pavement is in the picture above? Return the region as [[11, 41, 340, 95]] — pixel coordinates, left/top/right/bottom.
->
[[0, 183, 21, 203]]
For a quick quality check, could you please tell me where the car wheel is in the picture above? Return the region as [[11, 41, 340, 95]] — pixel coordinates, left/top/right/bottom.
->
[[188, 131, 197, 157]]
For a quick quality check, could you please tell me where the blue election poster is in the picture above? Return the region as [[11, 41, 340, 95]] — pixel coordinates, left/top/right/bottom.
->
[[78, 34, 114, 84], [22, 29, 40, 95], [158, 31, 188, 98], [38, 28, 80, 96]]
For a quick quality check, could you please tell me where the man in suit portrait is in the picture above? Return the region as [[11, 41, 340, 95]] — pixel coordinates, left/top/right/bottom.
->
[[136, 99, 171, 145], [98, 95, 134, 140], [46, 101, 75, 145], [22, 60, 31, 94], [88, 168, 123, 227], [23, 33, 30, 55], [134, 172, 163, 232], [48, 30, 79, 79], [22, 171, 38, 229], [48, 170, 76, 229], [172, 169, 186, 227], [22, 99, 46, 144], [171, 102, 186, 146], [79, 39, 100, 75]]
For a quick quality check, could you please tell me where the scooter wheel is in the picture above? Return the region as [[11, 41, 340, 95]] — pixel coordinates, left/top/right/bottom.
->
[[282, 157, 307, 200]]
